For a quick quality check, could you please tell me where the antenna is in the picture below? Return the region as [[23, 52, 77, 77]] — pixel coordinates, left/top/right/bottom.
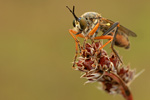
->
[[66, 6, 79, 21]]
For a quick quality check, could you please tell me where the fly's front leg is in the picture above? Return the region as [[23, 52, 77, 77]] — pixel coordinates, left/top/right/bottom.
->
[[83, 37, 88, 50], [69, 29, 84, 68], [73, 42, 79, 68]]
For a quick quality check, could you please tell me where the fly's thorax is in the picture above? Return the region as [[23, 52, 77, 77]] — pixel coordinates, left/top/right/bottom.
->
[[81, 12, 101, 26], [80, 12, 101, 36]]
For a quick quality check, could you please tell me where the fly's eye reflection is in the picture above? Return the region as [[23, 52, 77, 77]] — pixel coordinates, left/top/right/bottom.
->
[[73, 19, 75, 27], [79, 17, 87, 30]]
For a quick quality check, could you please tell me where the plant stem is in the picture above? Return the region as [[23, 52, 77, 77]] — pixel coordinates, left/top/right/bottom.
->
[[104, 72, 133, 100]]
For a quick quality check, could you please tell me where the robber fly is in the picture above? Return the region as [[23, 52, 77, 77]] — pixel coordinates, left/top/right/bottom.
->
[[66, 6, 137, 67]]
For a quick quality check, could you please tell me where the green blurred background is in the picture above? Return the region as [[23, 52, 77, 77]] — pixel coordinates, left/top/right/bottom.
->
[[0, 0, 149, 100]]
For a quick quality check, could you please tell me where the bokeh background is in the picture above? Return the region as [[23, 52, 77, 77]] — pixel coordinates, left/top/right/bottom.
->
[[0, 0, 149, 100]]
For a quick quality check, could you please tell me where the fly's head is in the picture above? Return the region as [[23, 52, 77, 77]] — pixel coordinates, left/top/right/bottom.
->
[[66, 6, 88, 35], [72, 17, 87, 32]]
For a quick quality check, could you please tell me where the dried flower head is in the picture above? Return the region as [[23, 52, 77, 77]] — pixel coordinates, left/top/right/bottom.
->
[[74, 41, 136, 100]]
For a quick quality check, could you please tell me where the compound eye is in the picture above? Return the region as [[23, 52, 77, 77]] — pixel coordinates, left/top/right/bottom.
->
[[72, 19, 75, 27], [79, 17, 87, 30]]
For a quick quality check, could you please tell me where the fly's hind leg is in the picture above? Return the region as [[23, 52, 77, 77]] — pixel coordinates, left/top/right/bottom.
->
[[109, 22, 123, 64], [95, 22, 123, 63]]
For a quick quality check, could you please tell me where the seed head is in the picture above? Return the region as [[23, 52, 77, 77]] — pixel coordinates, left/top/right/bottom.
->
[[74, 41, 136, 100]]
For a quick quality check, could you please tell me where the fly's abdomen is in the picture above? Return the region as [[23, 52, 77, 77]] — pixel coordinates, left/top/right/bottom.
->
[[115, 33, 130, 49]]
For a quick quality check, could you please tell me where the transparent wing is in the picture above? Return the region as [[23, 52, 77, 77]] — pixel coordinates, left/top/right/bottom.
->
[[104, 18, 137, 37]]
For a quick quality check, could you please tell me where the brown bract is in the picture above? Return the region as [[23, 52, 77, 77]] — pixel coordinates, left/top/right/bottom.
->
[[74, 41, 135, 100]]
